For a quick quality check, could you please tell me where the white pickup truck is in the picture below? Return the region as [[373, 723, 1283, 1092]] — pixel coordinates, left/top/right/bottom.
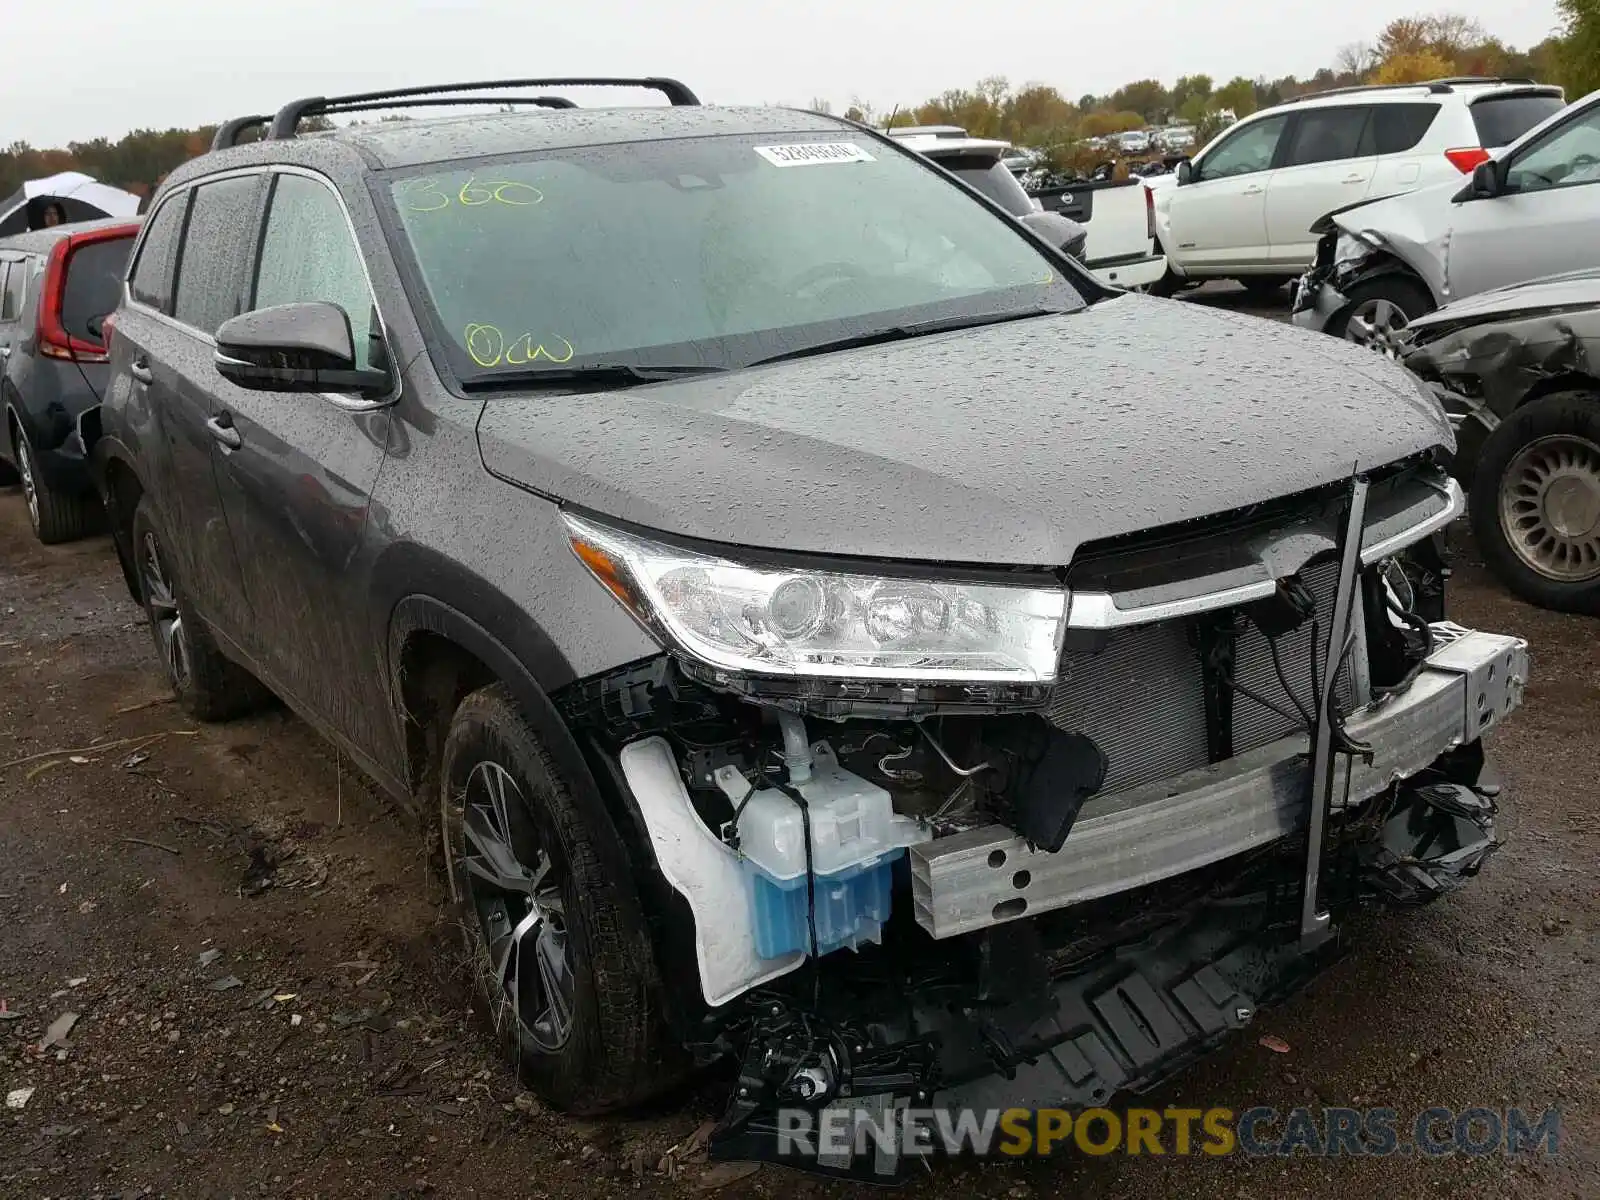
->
[[886, 126, 1167, 290]]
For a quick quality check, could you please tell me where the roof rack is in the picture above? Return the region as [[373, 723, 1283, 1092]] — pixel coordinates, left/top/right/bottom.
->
[[248, 77, 698, 143], [1279, 75, 1548, 106], [211, 115, 271, 152]]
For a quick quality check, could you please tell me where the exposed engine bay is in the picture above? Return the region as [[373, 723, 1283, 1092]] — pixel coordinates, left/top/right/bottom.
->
[[557, 457, 1527, 1181]]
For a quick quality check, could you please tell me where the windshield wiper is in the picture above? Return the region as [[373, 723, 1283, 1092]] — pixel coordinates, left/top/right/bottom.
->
[[462, 363, 729, 390], [747, 307, 1068, 368]]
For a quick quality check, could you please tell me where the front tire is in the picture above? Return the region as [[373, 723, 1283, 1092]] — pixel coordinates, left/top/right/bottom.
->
[[1469, 390, 1600, 614], [1329, 275, 1434, 348], [440, 683, 681, 1114], [131, 498, 272, 720]]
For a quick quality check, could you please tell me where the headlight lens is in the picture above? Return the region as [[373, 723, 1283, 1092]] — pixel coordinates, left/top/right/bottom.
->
[[564, 513, 1067, 682], [1334, 229, 1379, 267]]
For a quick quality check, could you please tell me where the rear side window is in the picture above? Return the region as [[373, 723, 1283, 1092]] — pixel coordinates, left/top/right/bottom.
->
[[173, 176, 262, 335], [130, 195, 187, 312], [937, 154, 1035, 216], [1472, 94, 1567, 147], [1283, 107, 1372, 167], [0, 261, 26, 321], [1370, 104, 1441, 154], [61, 237, 134, 343]]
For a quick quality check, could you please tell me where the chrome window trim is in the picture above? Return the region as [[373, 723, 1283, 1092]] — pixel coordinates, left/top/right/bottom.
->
[[121, 163, 400, 414]]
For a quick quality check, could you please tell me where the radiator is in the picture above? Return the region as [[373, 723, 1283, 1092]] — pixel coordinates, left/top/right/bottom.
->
[[1047, 558, 1357, 794]]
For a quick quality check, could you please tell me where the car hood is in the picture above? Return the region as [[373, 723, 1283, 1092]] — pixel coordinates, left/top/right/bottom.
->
[[1407, 269, 1600, 337], [477, 294, 1451, 567]]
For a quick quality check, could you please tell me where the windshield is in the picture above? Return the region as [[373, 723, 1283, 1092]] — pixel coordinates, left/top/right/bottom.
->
[[382, 133, 1081, 382]]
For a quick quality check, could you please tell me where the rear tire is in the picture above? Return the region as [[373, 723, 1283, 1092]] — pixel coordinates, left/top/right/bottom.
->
[[1328, 275, 1434, 347], [440, 683, 683, 1115], [131, 498, 273, 720], [1469, 390, 1600, 614], [16, 430, 96, 544]]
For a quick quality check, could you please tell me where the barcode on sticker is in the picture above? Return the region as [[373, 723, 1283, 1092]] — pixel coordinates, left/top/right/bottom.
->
[[754, 143, 875, 167]]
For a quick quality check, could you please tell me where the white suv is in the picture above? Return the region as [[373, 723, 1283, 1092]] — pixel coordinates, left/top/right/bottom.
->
[[1150, 78, 1565, 292]]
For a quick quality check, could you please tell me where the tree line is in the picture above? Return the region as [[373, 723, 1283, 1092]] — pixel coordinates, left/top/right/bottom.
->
[[4, 8, 1597, 205]]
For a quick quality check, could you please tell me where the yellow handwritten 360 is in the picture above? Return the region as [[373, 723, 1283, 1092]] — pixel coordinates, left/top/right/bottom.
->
[[464, 324, 574, 368], [402, 177, 544, 213]]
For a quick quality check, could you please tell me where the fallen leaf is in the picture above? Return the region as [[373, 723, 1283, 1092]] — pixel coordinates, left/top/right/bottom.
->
[[1258, 1034, 1291, 1054], [6, 1087, 34, 1110], [197, 949, 223, 968], [66, 977, 87, 989], [208, 976, 244, 992], [217, 1102, 235, 1115], [272, 993, 297, 1003], [40, 1012, 80, 1051], [68, 755, 91, 765], [266, 1122, 285, 1134], [695, 1162, 759, 1190], [120, 751, 152, 769]]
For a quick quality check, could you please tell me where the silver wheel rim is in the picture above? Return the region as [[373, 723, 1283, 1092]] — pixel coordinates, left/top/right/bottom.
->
[[17, 437, 39, 527], [139, 531, 190, 689], [457, 760, 575, 1052], [1344, 298, 1409, 352], [1498, 434, 1600, 583]]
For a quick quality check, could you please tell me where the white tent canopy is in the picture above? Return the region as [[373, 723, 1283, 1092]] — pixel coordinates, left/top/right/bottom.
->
[[0, 172, 141, 236]]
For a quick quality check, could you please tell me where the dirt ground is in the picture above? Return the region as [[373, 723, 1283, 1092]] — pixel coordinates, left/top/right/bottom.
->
[[1, 315, 1596, 1196]]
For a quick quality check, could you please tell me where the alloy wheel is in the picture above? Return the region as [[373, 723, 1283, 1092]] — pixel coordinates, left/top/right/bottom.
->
[[17, 436, 39, 527], [458, 760, 575, 1052], [1498, 434, 1600, 583], [1344, 297, 1408, 353], [139, 530, 190, 690]]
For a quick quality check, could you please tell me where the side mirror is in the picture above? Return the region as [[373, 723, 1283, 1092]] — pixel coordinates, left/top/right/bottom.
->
[[1176, 159, 1194, 185], [1020, 210, 1088, 260], [1472, 159, 1501, 197], [214, 301, 390, 397]]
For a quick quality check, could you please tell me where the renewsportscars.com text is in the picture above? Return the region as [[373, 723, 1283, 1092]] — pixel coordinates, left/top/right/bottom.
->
[[775, 1104, 1563, 1160]]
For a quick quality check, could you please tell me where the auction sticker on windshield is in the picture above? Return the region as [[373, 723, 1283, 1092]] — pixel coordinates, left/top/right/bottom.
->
[[754, 143, 875, 167]]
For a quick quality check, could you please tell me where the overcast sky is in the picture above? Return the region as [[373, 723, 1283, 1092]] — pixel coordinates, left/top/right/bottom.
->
[[4, 0, 1562, 147]]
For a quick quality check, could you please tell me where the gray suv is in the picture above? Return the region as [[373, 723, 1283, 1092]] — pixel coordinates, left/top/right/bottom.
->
[[93, 78, 1528, 1180]]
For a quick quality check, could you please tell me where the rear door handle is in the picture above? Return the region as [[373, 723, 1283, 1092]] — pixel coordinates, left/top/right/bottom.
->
[[206, 413, 242, 451], [130, 358, 153, 384], [1342, 174, 1368, 184]]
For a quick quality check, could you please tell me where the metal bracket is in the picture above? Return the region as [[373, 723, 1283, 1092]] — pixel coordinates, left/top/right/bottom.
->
[[1301, 472, 1369, 948]]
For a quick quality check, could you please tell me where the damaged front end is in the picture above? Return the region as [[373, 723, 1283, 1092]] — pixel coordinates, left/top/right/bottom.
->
[[1397, 279, 1600, 484], [556, 458, 1527, 1182]]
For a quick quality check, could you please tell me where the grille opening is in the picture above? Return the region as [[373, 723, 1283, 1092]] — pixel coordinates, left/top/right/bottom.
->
[[1048, 557, 1359, 795]]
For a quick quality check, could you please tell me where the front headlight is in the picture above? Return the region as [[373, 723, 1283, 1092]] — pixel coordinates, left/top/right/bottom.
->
[[564, 513, 1067, 683], [1334, 229, 1381, 268]]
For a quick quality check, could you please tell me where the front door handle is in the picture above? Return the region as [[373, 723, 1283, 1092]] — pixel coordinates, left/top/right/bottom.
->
[[1342, 174, 1367, 184], [206, 413, 242, 451], [130, 358, 153, 384], [1242, 184, 1264, 196]]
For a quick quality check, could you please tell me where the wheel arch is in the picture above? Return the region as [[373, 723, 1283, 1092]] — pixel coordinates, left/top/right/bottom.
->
[[385, 583, 701, 1031]]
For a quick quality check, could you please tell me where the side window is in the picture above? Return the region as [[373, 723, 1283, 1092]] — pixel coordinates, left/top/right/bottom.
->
[[129, 193, 188, 313], [173, 175, 263, 336], [1282, 107, 1372, 168], [1196, 115, 1288, 180], [0, 263, 18, 321], [1505, 105, 1600, 194], [252, 174, 378, 369], [1371, 104, 1440, 155]]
